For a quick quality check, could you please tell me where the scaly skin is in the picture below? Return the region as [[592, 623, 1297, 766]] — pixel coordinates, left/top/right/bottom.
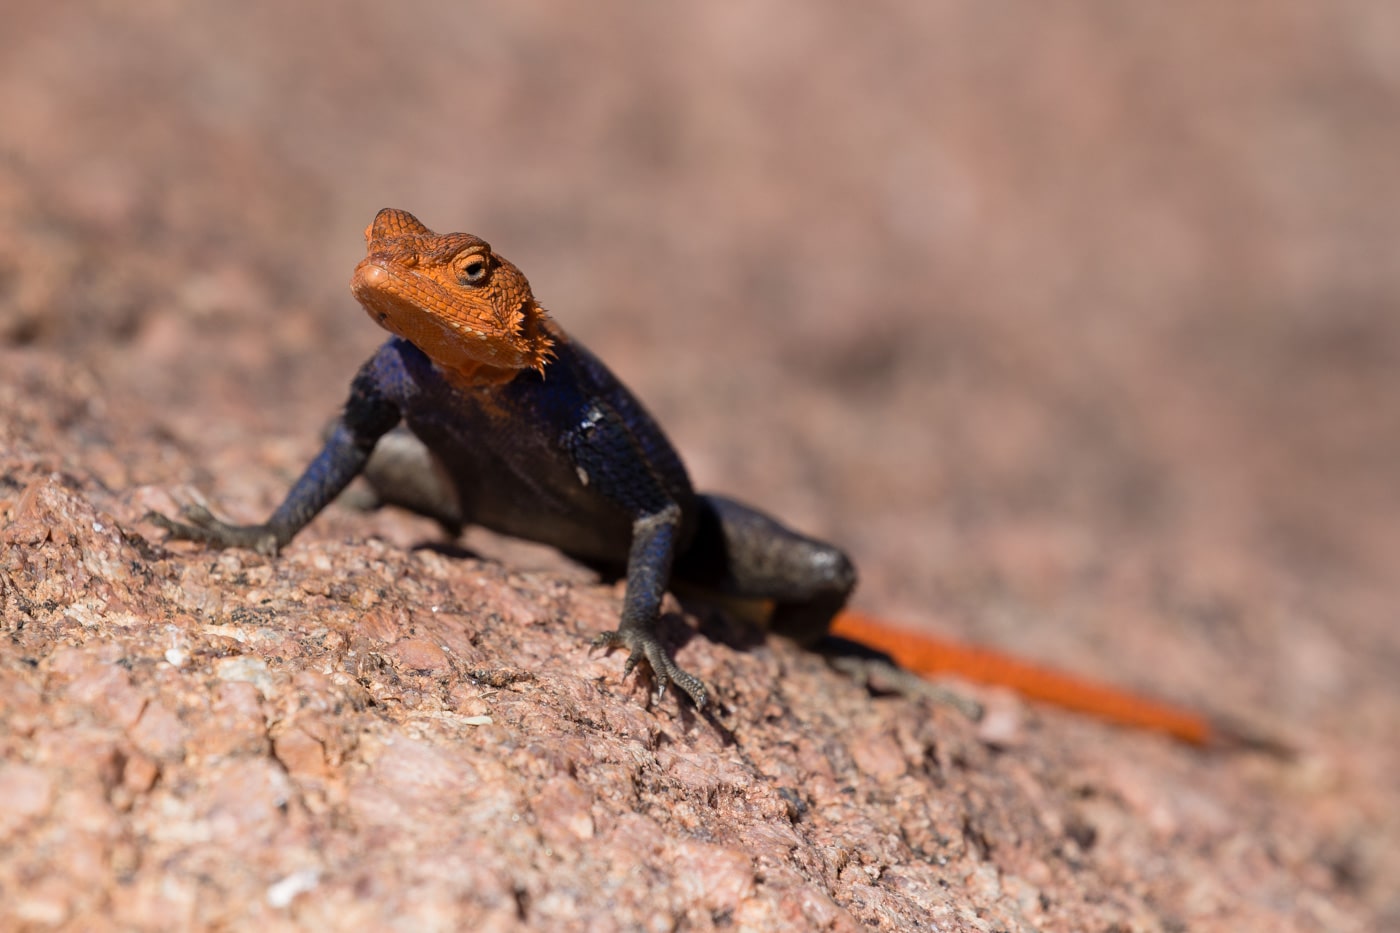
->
[[154, 209, 1264, 747]]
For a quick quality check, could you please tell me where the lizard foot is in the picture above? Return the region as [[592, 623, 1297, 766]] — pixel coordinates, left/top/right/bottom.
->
[[146, 505, 282, 557], [828, 655, 985, 721], [592, 626, 708, 709]]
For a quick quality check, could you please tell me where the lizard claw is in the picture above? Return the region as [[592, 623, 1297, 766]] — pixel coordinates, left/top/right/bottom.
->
[[592, 628, 708, 709]]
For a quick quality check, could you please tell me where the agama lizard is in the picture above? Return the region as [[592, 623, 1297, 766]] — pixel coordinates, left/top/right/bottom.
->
[[152, 208, 1244, 745]]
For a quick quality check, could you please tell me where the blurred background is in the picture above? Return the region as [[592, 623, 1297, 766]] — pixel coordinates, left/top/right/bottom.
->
[[2, 1, 1398, 918]]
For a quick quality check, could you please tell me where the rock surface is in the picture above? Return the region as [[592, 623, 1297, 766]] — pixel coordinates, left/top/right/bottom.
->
[[2, 3, 1397, 930]]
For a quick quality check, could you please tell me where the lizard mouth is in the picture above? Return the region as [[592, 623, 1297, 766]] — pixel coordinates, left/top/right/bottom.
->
[[351, 258, 553, 379]]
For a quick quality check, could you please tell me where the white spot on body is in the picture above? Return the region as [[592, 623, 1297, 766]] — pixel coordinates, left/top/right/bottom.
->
[[579, 405, 604, 431], [573, 405, 605, 487]]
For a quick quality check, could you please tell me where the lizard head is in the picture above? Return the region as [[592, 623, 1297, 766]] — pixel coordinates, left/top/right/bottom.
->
[[351, 208, 554, 384]]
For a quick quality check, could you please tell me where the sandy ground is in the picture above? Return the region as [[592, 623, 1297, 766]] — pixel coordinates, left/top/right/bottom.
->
[[2, 3, 1398, 930]]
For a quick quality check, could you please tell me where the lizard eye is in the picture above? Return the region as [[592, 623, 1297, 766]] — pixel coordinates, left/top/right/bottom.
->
[[455, 251, 491, 286]]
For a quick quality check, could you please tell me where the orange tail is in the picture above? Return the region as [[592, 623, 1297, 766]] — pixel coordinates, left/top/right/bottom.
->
[[829, 610, 1216, 746]]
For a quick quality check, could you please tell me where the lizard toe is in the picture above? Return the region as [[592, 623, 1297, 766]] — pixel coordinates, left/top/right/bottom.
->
[[181, 504, 218, 527]]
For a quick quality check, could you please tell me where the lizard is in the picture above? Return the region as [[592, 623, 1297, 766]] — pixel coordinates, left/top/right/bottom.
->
[[151, 208, 1249, 745]]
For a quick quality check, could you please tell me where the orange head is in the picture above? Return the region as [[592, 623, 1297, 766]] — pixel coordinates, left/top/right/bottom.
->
[[351, 208, 554, 384]]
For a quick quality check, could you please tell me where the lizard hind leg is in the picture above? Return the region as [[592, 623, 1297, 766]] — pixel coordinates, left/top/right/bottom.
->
[[671, 496, 984, 721], [673, 494, 857, 644]]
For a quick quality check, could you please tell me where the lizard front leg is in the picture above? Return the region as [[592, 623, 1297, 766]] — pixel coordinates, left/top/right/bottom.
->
[[151, 355, 402, 555], [592, 503, 708, 708], [562, 402, 707, 707]]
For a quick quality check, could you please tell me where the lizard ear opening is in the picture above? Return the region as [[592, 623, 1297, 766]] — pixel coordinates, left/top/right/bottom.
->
[[368, 208, 434, 244]]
